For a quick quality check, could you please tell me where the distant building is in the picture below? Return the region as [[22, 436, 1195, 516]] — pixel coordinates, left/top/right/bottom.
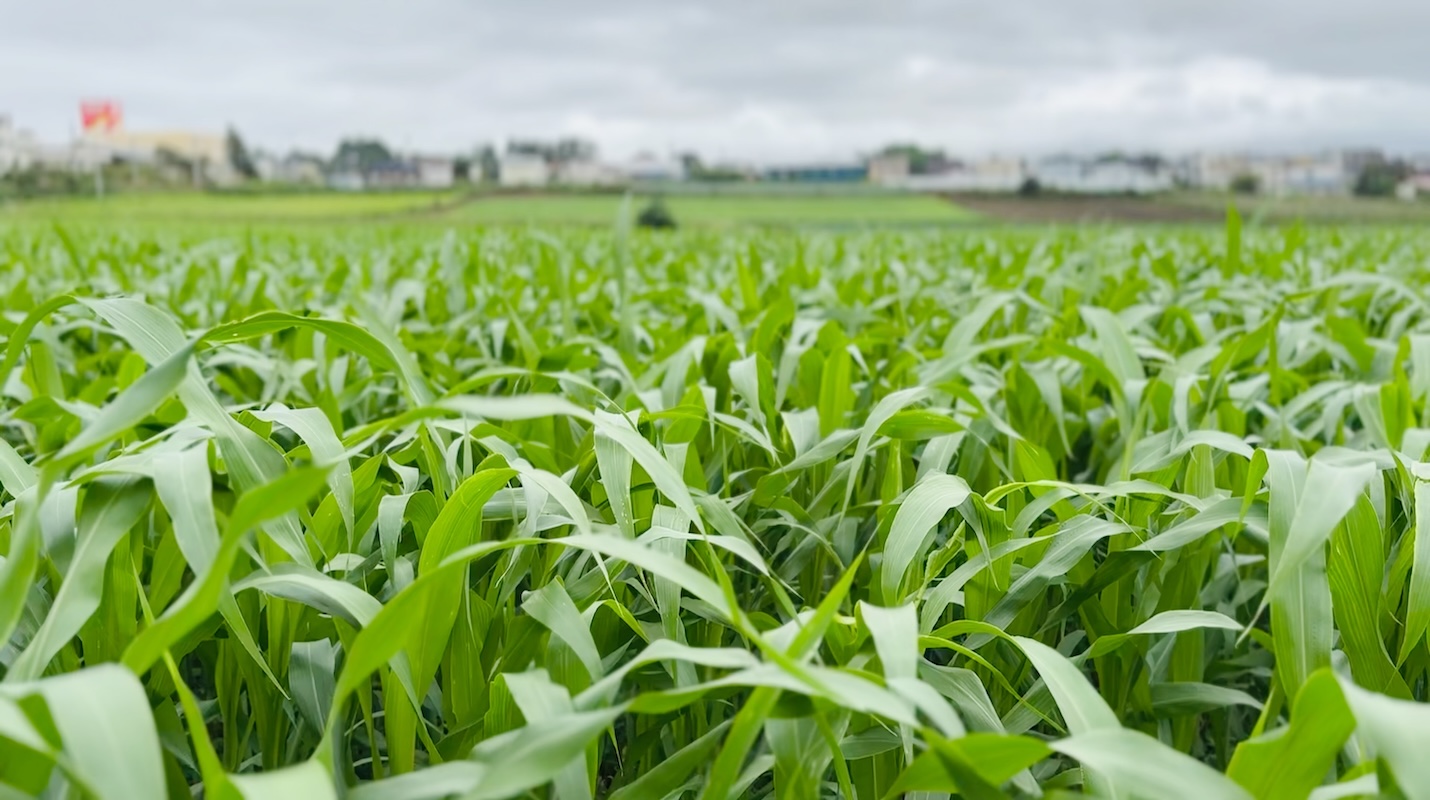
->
[[902, 156, 1026, 192], [1183, 153, 1261, 191], [414, 156, 455, 188], [1397, 174, 1430, 201], [0, 115, 39, 174], [1238, 153, 1352, 196], [1340, 149, 1385, 178], [279, 153, 325, 185], [328, 170, 365, 192], [364, 161, 420, 189], [1085, 158, 1173, 194], [252, 151, 280, 181], [867, 153, 910, 185], [498, 153, 550, 187], [974, 157, 1027, 191], [764, 162, 867, 182], [622, 154, 686, 183], [321, 153, 450, 191], [88, 128, 238, 185], [1265, 154, 1351, 195], [1031, 155, 1171, 194], [254, 151, 326, 185], [1, 115, 110, 175], [1183, 151, 1355, 195], [1030, 155, 1085, 191], [554, 159, 624, 186]]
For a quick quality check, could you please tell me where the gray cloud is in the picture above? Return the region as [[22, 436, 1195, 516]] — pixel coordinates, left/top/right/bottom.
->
[[4, 0, 1428, 160]]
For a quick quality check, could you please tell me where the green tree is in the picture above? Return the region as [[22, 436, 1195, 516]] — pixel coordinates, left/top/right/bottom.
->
[[1355, 161, 1408, 197], [226, 126, 258, 180], [0, 164, 86, 199], [677, 152, 745, 182], [877, 143, 948, 175], [554, 137, 596, 162], [679, 151, 703, 177], [1230, 173, 1260, 195], [332, 138, 396, 173], [476, 145, 499, 183], [507, 138, 596, 164]]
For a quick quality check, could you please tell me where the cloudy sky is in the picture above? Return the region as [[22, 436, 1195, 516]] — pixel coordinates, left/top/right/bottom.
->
[[4, 0, 1429, 162]]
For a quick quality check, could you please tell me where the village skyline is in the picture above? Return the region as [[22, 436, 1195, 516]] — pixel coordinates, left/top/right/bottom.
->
[[4, 105, 1429, 201], [5, 102, 1430, 201]]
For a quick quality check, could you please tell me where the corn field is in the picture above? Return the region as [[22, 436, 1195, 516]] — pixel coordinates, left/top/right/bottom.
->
[[3, 220, 1430, 799]]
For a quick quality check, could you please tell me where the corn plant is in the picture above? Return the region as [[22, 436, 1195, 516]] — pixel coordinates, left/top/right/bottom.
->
[[2, 221, 1430, 798]]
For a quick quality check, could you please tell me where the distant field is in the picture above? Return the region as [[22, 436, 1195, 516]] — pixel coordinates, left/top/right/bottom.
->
[[1, 190, 978, 228], [950, 191, 1430, 224], [949, 193, 1222, 224], [0, 190, 459, 223], [452, 193, 979, 226], [1164, 191, 1430, 223], [7, 188, 1430, 228]]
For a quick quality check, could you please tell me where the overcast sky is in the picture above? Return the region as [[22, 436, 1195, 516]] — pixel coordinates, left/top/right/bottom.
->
[[4, 0, 1429, 162]]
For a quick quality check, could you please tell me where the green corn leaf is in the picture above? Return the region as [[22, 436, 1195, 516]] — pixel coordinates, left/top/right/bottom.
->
[[0, 665, 165, 800], [879, 472, 970, 604], [1228, 669, 1354, 800], [1052, 728, 1253, 800]]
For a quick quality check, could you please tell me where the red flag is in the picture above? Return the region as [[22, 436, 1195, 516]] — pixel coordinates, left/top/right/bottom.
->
[[80, 100, 122, 133]]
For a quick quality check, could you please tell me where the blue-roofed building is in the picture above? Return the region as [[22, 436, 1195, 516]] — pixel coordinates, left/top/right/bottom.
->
[[365, 160, 420, 188], [763, 162, 868, 183]]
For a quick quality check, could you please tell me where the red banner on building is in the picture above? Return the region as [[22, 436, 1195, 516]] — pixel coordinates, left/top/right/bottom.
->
[[80, 100, 122, 133]]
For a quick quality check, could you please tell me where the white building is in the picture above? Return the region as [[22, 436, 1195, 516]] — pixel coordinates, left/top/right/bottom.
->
[[254, 152, 325, 185], [901, 156, 1027, 192], [1183, 153, 1260, 191], [1183, 152, 1354, 195], [498, 153, 550, 187], [41, 139, 111, 173], [1, 113, 250, 185], [1397, 174, 1430, 201], [1084, 159, 1173, 193], [414, 157, 455, 189], [1031, 156, 1172, 194], [1030, 155, 1085, 190], [0, 115, 43, 175], [621, 154, 685, 183], [867, 153, 910, 185], [327, 171, 365, 192], [2, 117, 115, 176], [252, 151, 280, 182], [84, 128, 238, 185], [554, 159, 623, 186], [280, 155, 325, 185], [1259, 154, 1351, 196]]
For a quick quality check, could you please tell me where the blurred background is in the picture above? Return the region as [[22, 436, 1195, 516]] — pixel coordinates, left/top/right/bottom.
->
[[4, 0, 1429, 226]]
